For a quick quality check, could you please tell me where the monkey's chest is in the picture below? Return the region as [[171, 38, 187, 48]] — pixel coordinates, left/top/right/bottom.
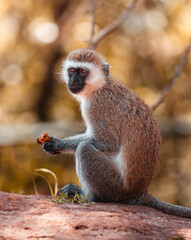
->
[[80, 100, 93, 134]]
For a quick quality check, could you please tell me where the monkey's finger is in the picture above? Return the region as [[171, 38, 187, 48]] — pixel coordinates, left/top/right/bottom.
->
[[50, 151, 60, 155], [43, 141, 54, 150], [43, 148, 60, 155]]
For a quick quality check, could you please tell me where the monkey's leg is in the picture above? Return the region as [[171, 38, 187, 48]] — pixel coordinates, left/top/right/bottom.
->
[[76, 141, 125, 203]]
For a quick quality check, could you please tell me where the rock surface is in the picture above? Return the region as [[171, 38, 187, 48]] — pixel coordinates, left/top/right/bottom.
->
[[0, 191, 190, 240]]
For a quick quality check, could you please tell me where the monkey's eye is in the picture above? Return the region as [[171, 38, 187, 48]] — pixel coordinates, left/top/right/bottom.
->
[[80, 69, 87, 74], [69, 68, 76, 73]]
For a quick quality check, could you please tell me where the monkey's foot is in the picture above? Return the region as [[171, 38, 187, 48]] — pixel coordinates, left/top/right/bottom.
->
[[59, 184, 83, 198]]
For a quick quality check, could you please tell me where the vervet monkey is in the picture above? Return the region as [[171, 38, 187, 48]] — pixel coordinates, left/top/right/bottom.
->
[[43, 49, 191, 219]]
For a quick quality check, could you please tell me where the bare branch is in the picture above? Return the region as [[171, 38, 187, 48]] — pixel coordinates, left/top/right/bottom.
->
[[89, 0, 138, 50], [151, 38, 191, 111], [88, 0, 96, 48]]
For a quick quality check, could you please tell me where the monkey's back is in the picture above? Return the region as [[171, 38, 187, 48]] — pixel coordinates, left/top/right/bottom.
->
[[88, 76, 162, 199]]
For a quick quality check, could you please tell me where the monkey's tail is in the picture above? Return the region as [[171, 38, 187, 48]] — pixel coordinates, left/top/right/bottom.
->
[[138, 192, 191, 219]]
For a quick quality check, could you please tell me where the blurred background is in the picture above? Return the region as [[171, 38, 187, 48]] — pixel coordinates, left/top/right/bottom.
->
[[0, 0, 191, 207]]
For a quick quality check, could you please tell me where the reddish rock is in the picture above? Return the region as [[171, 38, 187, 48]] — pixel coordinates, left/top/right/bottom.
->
[[0, 191, 190, 240]]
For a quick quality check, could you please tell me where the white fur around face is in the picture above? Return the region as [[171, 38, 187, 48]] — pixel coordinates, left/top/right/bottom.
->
[[62, 60, 94, 84], [62, 59, 106, 102]]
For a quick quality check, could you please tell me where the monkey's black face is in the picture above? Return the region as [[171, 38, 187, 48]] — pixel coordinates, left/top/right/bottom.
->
[[67, 68, 89, 94]]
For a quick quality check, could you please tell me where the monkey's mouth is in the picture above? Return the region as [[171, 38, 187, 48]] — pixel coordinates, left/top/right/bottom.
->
[[68, 85, 85, 94]]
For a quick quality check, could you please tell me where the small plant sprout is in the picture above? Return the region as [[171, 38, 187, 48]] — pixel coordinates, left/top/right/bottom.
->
[[33, 168, 58, 196], [33, 168, 93, 205], [51, 192, 94, 206]]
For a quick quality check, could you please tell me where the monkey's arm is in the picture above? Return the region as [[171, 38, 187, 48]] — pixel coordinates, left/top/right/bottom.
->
[[43, 134, 119, 155], [43, 133, 88, 155]]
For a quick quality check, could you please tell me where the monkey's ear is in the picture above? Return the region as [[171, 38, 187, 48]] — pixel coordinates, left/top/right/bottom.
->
[[102, 62, 110, 77]]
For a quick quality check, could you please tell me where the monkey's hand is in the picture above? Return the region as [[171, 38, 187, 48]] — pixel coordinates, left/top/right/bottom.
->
[[43, 137, 64, 155]]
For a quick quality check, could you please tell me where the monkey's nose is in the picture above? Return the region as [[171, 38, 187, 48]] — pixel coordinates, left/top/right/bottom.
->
[[68, 80, 85, 94]]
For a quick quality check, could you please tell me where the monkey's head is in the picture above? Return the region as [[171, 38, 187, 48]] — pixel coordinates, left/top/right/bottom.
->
[[62, 49, 110, 100]]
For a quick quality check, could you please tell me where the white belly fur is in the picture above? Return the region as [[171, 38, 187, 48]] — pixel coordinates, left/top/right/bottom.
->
[[110, 148, 124, 178]]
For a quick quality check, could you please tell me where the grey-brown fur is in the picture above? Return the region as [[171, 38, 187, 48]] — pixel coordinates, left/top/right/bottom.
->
[[89, 77, 161, 196], [43, 49, 191, 219], [67, 48, 105, 65]]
